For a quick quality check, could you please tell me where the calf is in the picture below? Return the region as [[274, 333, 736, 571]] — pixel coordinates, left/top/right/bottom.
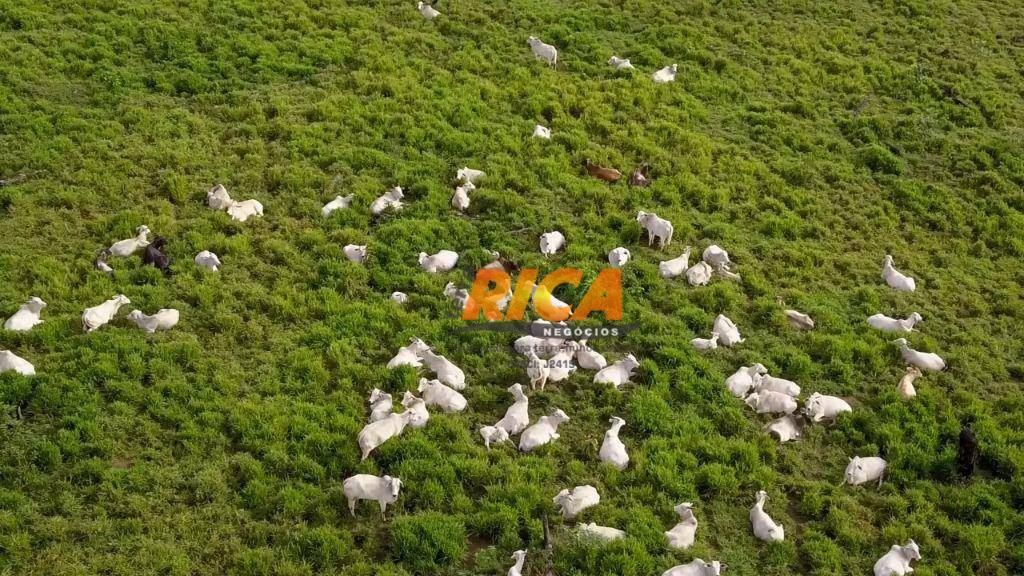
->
[[141, 236, 171, 274]]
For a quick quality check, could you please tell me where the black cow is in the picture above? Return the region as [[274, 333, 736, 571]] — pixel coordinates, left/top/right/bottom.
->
[[957, 426, 979, 478], [142, 236, 171, 275]]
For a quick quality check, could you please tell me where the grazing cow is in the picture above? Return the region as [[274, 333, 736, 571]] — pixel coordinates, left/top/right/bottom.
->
[[455, 167, 485, 185], [342, 474, 402, 518], [227, 199, 264, 222], [400, 391, 429, 428], [783, 309, 814, 330], [95, 248, 114, 274], [370, 186, 404, 215], [583, 159, 622, 182], [636, 211, 674, 248], [207, 184, 233, 210], [418, 250, 459, 273], [892, 338, 945, 371], [368, 388, 393, 423], [194, 250, 221, 271], [725, 363, 767, 397], [390, 291, 409, 305], [357, 411, 413, 461], [957, 426, 978, 478], [713, 314, 743, 347], [480, 424, 510, 449], [532, 125, 551, 139], [539, 231, 565, 256], [344, 244, 368, 264], [690, 332, 719, 351], [417, 1, 440, 19], [142, 236, 171, 274], [527, 36, 558, 66]]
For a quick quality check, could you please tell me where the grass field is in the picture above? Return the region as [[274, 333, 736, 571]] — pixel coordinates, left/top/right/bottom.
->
[[2, 0, 1024, 574]]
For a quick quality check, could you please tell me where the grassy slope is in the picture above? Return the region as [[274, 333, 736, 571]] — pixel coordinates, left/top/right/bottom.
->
[[1, 0, 1023, 574]]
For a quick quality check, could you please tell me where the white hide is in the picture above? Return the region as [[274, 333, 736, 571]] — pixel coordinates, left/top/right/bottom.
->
[[519, 409, 569, 452], [552, 484, 599, 519], [593, 353, 639, 388], [599, 417, 629, 470], [4, 297, 46, 332], [126, 308, 180, 333]]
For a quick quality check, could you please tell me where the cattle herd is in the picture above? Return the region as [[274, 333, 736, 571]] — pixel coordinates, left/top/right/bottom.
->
[[0, 5, 983, 575]]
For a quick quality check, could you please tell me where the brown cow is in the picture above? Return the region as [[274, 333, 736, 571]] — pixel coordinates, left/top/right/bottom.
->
[[583, 159, 622, 183]]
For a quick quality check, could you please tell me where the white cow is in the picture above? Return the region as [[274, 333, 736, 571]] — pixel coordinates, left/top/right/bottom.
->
[[421, 349, 466, 390], [868, 312, 923, 333], [749, 490, 784, 542], [194, 250, 221, 271], [636, 211, 674, 248], [418, 250, 459, 273], [686, 261, 713, 286], [843, 456, 887, 487], [4, 297, 46, 332], [539, 231, 565, 256], [387, 338, 429, 370], [578, 523, 625, 541], [207, 184, 233, 210], [357, 411, 413, 461], [480, 424, 510, 449], [652, 64, 677, 83], [665, 502, 698, 550], [227, 199, 264, 222], [495, 383, 530, 435], [702, 245, 731, 269], [451, 182, 473, 212], [783, 309, 815, 330], [417, 378, 467, 413], [109, 225, 151, 257], [574, 340, 607, 370], [0, 350, 35, 376], [690, 332, 719, 351], [593, 353, 639, 388], [126, 309, 180, 333], [417, 1, 440, 19], [713, 314, 743, 346], [532, 125, 551, 139], [527, 350, 550, 391], [401, 391, 429, 428], [456, 167, 485, 185], [599, 417, 629, 470], [892, 338, 945, 371], [443, 282, 470, 310], [725, 363, 768, 397], [607, 56, 634, 70], [745, 390, 798, 415], [519, 409, 569, 452], [344, 244, 367, 264], [368, 388, 393, 423], [661, 559, 723, 576], [873, 540, 921, 576], [882, 255, 916, 291], [608, 247, 631, 268], [546, 345, 576, 383], [507, 550, 527, 576], [342, 474, 402, 518], [82, 294, 130, 332], [804, 392, 852, 422], [370, 186, 404, 215], [659, 247, 692, 278], [897, 366, 922, 399], [322, 194, 354, 217], [527, 36, 558, 66], [390, 291, 408, 305], [553, 484, 598, 519], [754, 373, 801, 397], [765, 415, 802, 443]]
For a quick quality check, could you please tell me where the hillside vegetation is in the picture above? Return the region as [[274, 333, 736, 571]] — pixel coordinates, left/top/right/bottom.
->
[[1, 0, 1023, 574]]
